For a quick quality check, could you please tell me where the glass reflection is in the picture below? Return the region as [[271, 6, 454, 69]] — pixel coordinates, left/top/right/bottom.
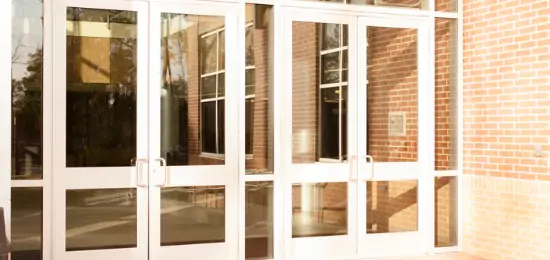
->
[[292, 22, 348, 164], [244, 4, 275, 175], [12, 0, 44, 180], [435, 177, 458, 247], [292, 183, 347, 237], [161, 186, 225, 245], [66, 7, 137, 167], [66, 189, 137, 251], [11, 188, 43, 260], [366, 26, 418, 163], [367, 181, 418, 233], [245, 182, 273, 259], [160, 13, 226, 166]]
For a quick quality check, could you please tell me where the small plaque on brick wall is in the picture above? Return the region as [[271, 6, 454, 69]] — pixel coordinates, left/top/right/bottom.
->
[[389, 112, 406, 137]]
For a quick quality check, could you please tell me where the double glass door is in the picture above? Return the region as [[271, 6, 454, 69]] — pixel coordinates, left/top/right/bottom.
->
[[52, 0, 239, 259], [283, 9, 431, 260]]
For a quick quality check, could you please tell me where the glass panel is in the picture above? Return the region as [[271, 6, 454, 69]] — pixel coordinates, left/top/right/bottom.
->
[[66, 189, 137, 251], [201, 33, 218, 74], [321, 23, 340, 51], [245, 4, 274, 175], [436, 0, 457, 12], [320, 88, 340, 160], [201, 76, 217, 100], [292, 183, 347, 237], [435, 19, 458, 171], [66, 7, 137, 167], [160, 13, 225, 165], [303, 0, 428, 10], [161, 186, 225, 245], [219, 30, 225, 70], [367, 27, 418, 163], [201, 102, 217, 154], [245, 69, 255, 96], [11, 188, 42, 260], [245, 99, 254, 155], [435, 177, 458, 247], [218, 73, 225, 98], [342, 50, 348, 82], [245, 182, 273, 259], [292, 22, 348, 164], [245, 25, 254, 66], [12, 0, 43, 180], [367, 181, 418, 233], [321, 52, 340, 84]]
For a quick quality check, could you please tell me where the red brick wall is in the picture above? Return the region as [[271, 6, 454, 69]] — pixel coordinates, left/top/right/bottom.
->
[[463, 0, 550, 258]]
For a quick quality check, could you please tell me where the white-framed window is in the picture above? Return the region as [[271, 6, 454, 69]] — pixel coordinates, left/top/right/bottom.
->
[[318, 23, 348, 161], [200, 23, 256, 157], [200, 27, 225, 155]]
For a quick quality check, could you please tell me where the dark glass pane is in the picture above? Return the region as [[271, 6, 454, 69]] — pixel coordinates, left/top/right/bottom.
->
[[12, 0, 43, 180], [342, 24, 348, 47], [218, 100, 225, 154], [292, 183, 347, 237], [341, 86, 347, 160], [245, 99, 254, 155], [11, 187, 42, 260], [160, 13, 225, 166], [201, 34, 218, 74], [321, 52, 340, 84], [66, 189, 137, 251], [66, 7, 137, 167], [201, 102, 217, 154], [161, 186, 225, 245], [245, 182, 273, 259], [321, 23, 340, 51], [320, 88, 340, 160], [201, 75, 217, 100]]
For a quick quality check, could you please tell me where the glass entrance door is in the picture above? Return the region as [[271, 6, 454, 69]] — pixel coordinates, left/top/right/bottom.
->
[[356, 16, 431, 259], [283, 8, 431, 260], [148, 2, 239, 260], [52, 0, 239, 260]]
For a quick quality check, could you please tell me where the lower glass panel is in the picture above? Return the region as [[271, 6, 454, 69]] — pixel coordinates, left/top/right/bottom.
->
[[66, 189, 137, 251], [292, 182, 347, 238], [435, 177, 458, 247], [245, 182, 273, 259], [367, 180, 418, 233], [11, 187, 43, 260], [161, 186, 225, 246]]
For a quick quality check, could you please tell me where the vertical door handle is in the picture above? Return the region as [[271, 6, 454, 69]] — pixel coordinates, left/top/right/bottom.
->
[[349, 155, 357, 182], [154, 158, 168, 187], [364, 155, 375, 181], [131, 158, 147, 187]]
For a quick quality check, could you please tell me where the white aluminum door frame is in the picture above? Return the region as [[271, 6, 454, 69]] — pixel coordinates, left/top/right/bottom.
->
[[356, 15, 433, 259], [52, 0, 150, 259], [281, 8, 359, 260], [148, 2, 240, 260]]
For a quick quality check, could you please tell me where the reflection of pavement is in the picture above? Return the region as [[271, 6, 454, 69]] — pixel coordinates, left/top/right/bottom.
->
[[11, 191, 272, 252], [292, 215, 346, 237]]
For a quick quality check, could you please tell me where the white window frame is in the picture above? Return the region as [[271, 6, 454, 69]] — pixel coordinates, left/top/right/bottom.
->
[[318, 23, 348, 162]]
